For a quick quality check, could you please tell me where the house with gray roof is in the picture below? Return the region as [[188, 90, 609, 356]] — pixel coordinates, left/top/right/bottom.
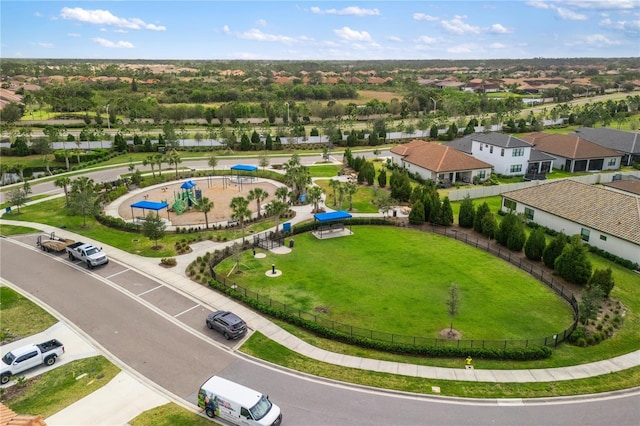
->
[[574, 127, 640, 166], [501, 179, 640, 265], [444, 134, 554, 180]]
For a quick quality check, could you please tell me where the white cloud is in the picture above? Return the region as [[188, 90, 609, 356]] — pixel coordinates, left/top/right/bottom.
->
[[223, 25, 231, 34], [489, 23, 510, 33], [256, 19, 267, 27], [60, 7, 166, 31], [556, 7, 587, 20], [583, 34, 622, 45], [413, 13, 438, 21], [114, 29, 128, 34], [490, 42, 507, 49], [441, 16, 480, 35], [415, 35, 437, 44], [600, 17, 640, 34], [237, 29, 297, 44], [310, 6, 380, 16], [447, 43, 475, 54], [92, 37, 134, 48], [67, 33, 80, 38], [37, 42, 54, 48], [386, 35, 403, 42], [561, 0, 637, 10], [34, 12, 42, 17], [333, 27, 372, 41]]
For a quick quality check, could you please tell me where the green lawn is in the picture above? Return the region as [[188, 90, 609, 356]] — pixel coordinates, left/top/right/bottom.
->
[[3, 356, 120, 418], [215, 226, 574, 340], [0, 287, 58, 343], [241, 331, 640, 398], [314, 179, 380, 213]]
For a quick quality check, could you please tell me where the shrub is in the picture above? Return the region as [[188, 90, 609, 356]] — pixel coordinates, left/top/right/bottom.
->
[[161, 257, 177, 266]]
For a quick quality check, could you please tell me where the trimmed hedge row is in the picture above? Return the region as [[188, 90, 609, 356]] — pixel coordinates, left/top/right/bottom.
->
[[207, 278, 552, 361]]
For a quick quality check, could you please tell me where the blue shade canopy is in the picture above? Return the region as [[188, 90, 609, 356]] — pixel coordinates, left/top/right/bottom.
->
[[231, 164, 258, 172], [180, 180, 197, 189], [313, 211, 352, 222], [130, 201, 169, 210]]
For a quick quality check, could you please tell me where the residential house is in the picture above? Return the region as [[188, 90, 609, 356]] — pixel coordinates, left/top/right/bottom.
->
[[444, 133, 554, 180], [573, 127, 640, 166], [467, 133, 535, 177], [602, 176, 640, 197], [501, 180, 640, 265], [389, 139, 492, 185], [521, 132, 622, 172]]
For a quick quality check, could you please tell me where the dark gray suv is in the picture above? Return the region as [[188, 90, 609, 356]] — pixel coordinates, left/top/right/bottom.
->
[[206, 311, 247, 340]]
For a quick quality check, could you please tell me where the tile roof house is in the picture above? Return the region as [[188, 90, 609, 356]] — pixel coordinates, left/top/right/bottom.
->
[[501, 180, 640, 265], [520, 132, 622, 172], [602, 177, 640, 197], [573, 127, 640, 166], [0, 403, 46, 426], [389, 139, 493, 185]]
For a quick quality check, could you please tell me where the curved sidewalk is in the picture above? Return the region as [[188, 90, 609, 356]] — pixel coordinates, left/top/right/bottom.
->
[[2, 214, 639, 384]]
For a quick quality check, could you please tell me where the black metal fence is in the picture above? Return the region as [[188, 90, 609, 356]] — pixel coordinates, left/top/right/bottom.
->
[[215, 224, 579, 349], [253, 232, 285, 250]]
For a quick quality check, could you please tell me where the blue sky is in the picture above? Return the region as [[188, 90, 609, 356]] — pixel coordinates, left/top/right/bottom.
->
[[1, 1, 639, 60]]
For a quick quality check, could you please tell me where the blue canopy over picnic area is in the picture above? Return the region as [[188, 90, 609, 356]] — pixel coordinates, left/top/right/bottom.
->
[[313, 210, 352, 238], [130, 200, 170, 221]]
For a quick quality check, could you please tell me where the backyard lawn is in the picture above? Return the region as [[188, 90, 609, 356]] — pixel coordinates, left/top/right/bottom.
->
[[214, 226, 575, 341]]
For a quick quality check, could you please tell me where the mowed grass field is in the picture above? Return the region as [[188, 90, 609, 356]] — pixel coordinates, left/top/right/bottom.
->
[[215, 226, 574, 340]]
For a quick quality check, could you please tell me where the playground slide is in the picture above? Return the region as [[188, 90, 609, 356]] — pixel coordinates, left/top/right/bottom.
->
[[187, 191, 199, 207]]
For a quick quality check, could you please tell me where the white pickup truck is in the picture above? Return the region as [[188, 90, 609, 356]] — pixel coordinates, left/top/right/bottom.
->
[[1, 339, 65, 384], [66, 242, 109, 269]]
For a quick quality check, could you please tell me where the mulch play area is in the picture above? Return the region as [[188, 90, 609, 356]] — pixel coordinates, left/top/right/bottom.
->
[[117, 177, 280, 227]]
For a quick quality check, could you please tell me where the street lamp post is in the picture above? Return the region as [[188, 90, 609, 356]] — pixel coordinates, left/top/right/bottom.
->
[[105, 104, 110, 130], [430, 97, 437, 114], [285, 102, 289, 123]]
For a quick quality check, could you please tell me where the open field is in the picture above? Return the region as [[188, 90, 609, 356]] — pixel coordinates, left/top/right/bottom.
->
[[214, 226, 575, 340]]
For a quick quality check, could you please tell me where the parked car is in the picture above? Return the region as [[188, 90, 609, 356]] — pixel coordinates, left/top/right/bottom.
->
[[66, 242, 109, 269], [1, 339, 65, 384], [206, 311, 247, 340]]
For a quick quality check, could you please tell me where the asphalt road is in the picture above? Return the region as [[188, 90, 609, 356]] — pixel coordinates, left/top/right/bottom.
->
[[1, 237, 639, 425]]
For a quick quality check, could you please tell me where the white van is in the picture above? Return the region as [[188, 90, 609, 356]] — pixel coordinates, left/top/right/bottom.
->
[[198, 376, 283, 426]]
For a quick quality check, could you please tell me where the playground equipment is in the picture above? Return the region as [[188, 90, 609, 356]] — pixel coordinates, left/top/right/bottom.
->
[[172, 180, 202, 215]]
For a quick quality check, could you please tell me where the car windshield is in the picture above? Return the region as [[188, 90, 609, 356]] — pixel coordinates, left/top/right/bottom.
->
[[85, 248, 99, 256], [250, 395, 272, 420], [2, 352, 15, 365]]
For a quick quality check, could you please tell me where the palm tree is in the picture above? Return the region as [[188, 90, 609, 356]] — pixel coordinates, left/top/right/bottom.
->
[[307, 185, 324, 213], [166, 149, 182, 177], [198, 197, 214, 229], [329, 179, 341, 207], [143, 155, 156, 178], [14, 164, 25, 182], [264, 200, 289, 233], [247, 188, 269, 218], [0, 163, 9, 185], [337, 182, 346, 210], [230, 196, 252, 242], [275, 186, 289, 203], [345, 182, 358, 211], [54, 176, 72, 206], [154, 154, 164, 176]]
